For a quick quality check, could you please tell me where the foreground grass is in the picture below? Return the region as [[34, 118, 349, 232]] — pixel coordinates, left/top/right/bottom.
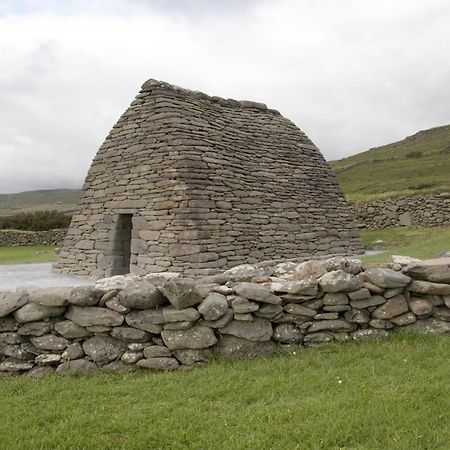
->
[[0, 331, 448, 450], [0, 245, 57, 264], [360, 226, 450, 264]]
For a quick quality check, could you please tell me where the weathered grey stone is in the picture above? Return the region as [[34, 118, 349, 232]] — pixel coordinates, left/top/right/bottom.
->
[[163, 306, 201, 323], [69, 286, 100, 306], [363, 268, 411, 288], [372, 295, 409, 319], [65, 306, 124, 327], [270, 278, 318, 296], [14, 303, 64, 323], [347, 288, 371, 301], [18, 321, 53, 336], [369, 319, 394, 329], [390, 312, 417, 326], [160, 278, 203, 309], [0, 357, 34, 372], [27, 366, 55, 379], [35, 353, 62, 366], [253, 303, 283, 319], [172, 348, 211, 365], [0, 331, 24, 345], [219, 317, 273, 341], [351, 329, 389, 341], [318, 270, 362, 293], [283, 304, 316, 317], [117, 281, 167, 309], [350, 295, 386, 309], [408, 297, 433, 317], [383, 287, 404, 299], [323, 305, 351, 312], [163, 321, 195, 330], [105, 297, 130, 314], [217, 335, 277, 358], [99, 290, 119, 307], [143, 345, 172, 358], [62, 342, 84, 360], [82, 336, 127, 363], [403, 257, 450, 283], [199, 308, 234, 328], [314, 312, 339, 320], [308, 319, 355, 333], [405, 318, 450, 334], [272, 324, 303, 343], [162, 325, 217, 350], [231, 297, 259, 314], [303, 332, 333, 346], [433, 307, 450, 322], [323, 293, 349, 306], [324, 257, 362, 275], [56, 358, 98, 375], [30, 334, 69, 351], [344, 309, 370, 324], [125, 309, 164, 333], [137, 357, 179, 370], [274, 260, 327, 279], [121, 351, 143, 364], [198, 293, 228, 320], [0, 291, 29, 318], [223, 264, 266, 281], [234, 313, 254, 321], [409, 280, 450, 295], [234, 282, 281, 304], [27, 287, 72, 307], [0, 344, 33, 360], [0, 316, 18, 332], [110, 326, 151, 342], [54, 320, 92, 339]]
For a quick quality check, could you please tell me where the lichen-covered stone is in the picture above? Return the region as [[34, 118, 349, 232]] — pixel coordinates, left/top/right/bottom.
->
[[82, 336, 127, 363], [65, 306, 124, 327], [219, 317, 273, 341], [161, 325, 217, 350]]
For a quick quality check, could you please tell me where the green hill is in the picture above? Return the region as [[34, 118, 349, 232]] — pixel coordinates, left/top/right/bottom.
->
[[330, 124, 450, 203], [0, 189, 81, 216]]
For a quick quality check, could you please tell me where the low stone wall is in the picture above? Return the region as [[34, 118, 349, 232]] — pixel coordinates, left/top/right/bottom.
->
[[1, 257, 449, 377], [351, 193, 450, 229], [0, 229, 67, 247]]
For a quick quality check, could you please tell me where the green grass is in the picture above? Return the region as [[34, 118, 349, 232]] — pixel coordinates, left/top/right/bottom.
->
[[0, 245, 57, 264], [0, 331, 448, 449], [360, 226, 450, 264], [330, 124, 450, 202]]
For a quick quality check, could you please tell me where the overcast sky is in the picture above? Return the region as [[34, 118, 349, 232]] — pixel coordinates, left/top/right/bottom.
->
[[0, 0, 449, 193]]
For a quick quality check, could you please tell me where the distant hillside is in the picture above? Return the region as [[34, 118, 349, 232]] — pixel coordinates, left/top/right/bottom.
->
[[330, 124, 450, 202], [0, 189, 81, 216]]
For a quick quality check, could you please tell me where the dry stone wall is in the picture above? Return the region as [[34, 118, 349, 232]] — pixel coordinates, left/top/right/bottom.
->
[[0, 229, 67, 247], [56, 79, 362, 278], [352, 193, 450, 229], [1, 256, 449, 378]]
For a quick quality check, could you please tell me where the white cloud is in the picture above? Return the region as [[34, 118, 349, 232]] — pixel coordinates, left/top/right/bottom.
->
[[0, 0, 449, 193]]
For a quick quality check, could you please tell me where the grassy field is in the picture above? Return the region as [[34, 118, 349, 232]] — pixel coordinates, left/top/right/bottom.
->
[[330, 124, 450, 202], [0, 245, 57, 264], [360, 226, 450, 264], [0, 331, 448, 449]]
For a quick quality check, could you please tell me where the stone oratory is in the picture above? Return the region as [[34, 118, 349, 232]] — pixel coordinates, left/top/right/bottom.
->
[[55, 79, 363, 277]]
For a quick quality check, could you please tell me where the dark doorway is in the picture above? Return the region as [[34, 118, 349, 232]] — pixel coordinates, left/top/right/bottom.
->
[[111, 214, 133, 275]]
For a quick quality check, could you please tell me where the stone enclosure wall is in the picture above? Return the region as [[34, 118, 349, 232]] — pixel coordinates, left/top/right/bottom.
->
[[56, 79, 362, 278], [1, 256, 449, 378], [352, 193, 450, 229], [0, 229, 67, 247]]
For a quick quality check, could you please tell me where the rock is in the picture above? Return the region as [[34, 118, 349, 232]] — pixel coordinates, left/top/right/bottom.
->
[[283, 304, 316, 317], [323, 305, 351, 312], [390, 312, 416, 326], [219, 317, 273, 341], [27, 366, 54, 379], [160, 278, 203, 309], [445, 296, 450, 308], [350, 295, 386, 309], [318, 270, 362, 293], [347, 288, 370, 301], [274, 260, 327, 279], [199, 308, 234, 328], [383, 287, 404, 299], [0, 344, 33, 360], [102, 360, 136, 373], [56, 359, 97, 375], [18, 321, 53, 336], [433, 307, 450, 322], [280, 293, 316, 304], [314, 313, 339, 320], [125, 310, 164, 333], [163, 306, 201, 323], [231, 297, 259, 314], [54, 320, 92, 339], [391, 255, 421, 266], [137, 357, 179, 370], [333, 333, 351, 342], [127, 343, 148, 351], [82, 336, 127, 363], [172, 348, 211, 365], [344, 309, 370, 324], [363, 268, 411, 288], [408, 298, 433, 318], [303, 332, 333, 346], [121, 351, 143, 364], [0, 316, 18, 332], [0, 291, 29, 318], [234, 313, 254, 321], [369, 319, 394, 329], [26, 287, 72, 307], [302, 299, 324, 310], [372, 295, 409, 319], [35, 354, 62, 366], [62, 342, 84, 360], [234, 282, 281, 304], [110, 326, 151, 342], [405, 318, 450, 334], [95, 274, 141, 292], [270, 278, 318, 296], [223, 264, 266, 281], [323, 293, 349, 306], [69, 286, 99, 306], [99, 290, 119, 307], [254, 303, 283, 319], [0, 332, 23, 345], [0, 357, 34, 372], [409, 280, 450, 295], [217, 335, 277, 358], [30, 334, 69, 351], [197, 293, 228, 320], [403, 257, 450, 283], [351, 329, 389, 341], [161, 325, 217, 350], [117, 281, 167, 309], [65, 306, 124, 327], [164, 321, 195, 331], [14, 303, 64, 323], [308, 320, 355, 333], [143, 345, 172, 358], [105, 297, 130, 314], [272, 324, 303, 343], [363, 281, 385, 295]]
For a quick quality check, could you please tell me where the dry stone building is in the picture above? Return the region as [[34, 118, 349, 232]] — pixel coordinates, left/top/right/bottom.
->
[[55, 79, 363, 277]]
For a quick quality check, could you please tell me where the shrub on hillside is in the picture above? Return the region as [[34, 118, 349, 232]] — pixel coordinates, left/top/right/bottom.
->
[[0, 210, 72, 231]]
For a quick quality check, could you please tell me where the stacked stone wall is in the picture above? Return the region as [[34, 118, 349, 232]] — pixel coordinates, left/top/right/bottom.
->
[[351, 193, 450, 229], [1, 256, 449, 377], [0, 229, 67, 247]]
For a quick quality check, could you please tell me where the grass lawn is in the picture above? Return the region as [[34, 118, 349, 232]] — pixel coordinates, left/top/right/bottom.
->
[[0, 331, 448, 449], [360, 226, 450, 264], [0, 245, 57, 264]]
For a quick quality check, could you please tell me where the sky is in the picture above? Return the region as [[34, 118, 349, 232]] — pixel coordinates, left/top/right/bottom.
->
[[0, 0, 449, 193]]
